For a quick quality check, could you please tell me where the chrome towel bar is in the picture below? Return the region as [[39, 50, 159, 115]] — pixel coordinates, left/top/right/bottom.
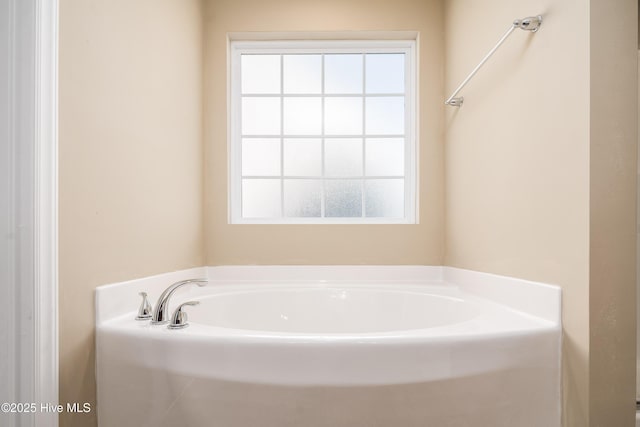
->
[[445, 15, 542, 107]]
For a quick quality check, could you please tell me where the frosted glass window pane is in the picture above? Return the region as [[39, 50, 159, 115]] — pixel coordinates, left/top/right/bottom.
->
[[283, 55, 321, 94], [284, 98, 321, 135], [242, 139, 280, 176], [325, 54, 363, 94], [325, 180, 362, 217], [284, 138, 322, 176], [365, 179, 404, 218], [242, 98, 281, 135], [325, 98, 362, 135], [241, 55, 281, 94], [284, 180, 321, 217], [365, 97, 404, 135], [366, 138, 404, 176], [325, 138, 363, 176], [242, 179, 281, 218], [365, 54, 405, 94]]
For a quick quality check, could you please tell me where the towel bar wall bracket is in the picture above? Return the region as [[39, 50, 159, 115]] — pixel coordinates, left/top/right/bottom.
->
[[445, 15, 543, 107]]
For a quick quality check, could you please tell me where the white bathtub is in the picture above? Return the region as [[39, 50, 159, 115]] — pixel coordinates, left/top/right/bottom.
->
[[96, 266, 561, 427]]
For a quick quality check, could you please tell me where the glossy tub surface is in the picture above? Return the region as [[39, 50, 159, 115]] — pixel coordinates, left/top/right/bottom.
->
[[96, 266, 561, 427]]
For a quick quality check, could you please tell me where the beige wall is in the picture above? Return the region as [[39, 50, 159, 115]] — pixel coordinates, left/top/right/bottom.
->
[[203, 0, 444, 266], [59, 1, 204, 426], [589, 0, 637, 425], [445, 0, 636, 426], [637, 50, 640, 401]]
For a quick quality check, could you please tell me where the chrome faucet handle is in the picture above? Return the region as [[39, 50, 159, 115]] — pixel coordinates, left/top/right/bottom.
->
[[135, 292, 153, 320], [151, 278, 208, 325], [168, 301, 200, 329]]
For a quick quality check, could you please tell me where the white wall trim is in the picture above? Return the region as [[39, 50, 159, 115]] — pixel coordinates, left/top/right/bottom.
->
[[0, 0, 18, 417], [1, 0, 57, 424], [34, 0, 58, 425]]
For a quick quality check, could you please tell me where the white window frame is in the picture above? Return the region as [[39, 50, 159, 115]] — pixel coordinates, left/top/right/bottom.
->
[[228, 39, 417, 224]]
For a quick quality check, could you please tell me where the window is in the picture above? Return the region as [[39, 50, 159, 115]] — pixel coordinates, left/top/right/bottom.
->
[[229, 39, 417, 224]]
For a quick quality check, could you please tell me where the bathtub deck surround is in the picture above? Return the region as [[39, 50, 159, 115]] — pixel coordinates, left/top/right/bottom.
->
[[95, 266, 561, 427]]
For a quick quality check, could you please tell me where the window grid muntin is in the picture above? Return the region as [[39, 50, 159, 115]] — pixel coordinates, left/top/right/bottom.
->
[[320, 54, 326, 217], [360, 54, 366, 217], [242, 54, 404, 219], [231, 41, 416, 224], [279, 54, 285, 217]]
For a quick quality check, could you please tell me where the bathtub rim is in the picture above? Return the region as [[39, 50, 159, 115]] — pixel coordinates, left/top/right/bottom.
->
[[96, 266, 561, 327]]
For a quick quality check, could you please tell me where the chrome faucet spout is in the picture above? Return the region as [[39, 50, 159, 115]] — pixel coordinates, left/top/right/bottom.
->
[[151, 278, 207, 324]]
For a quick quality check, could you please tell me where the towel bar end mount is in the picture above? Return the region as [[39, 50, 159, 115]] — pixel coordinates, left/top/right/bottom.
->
[[513, 15, 543, 33]]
